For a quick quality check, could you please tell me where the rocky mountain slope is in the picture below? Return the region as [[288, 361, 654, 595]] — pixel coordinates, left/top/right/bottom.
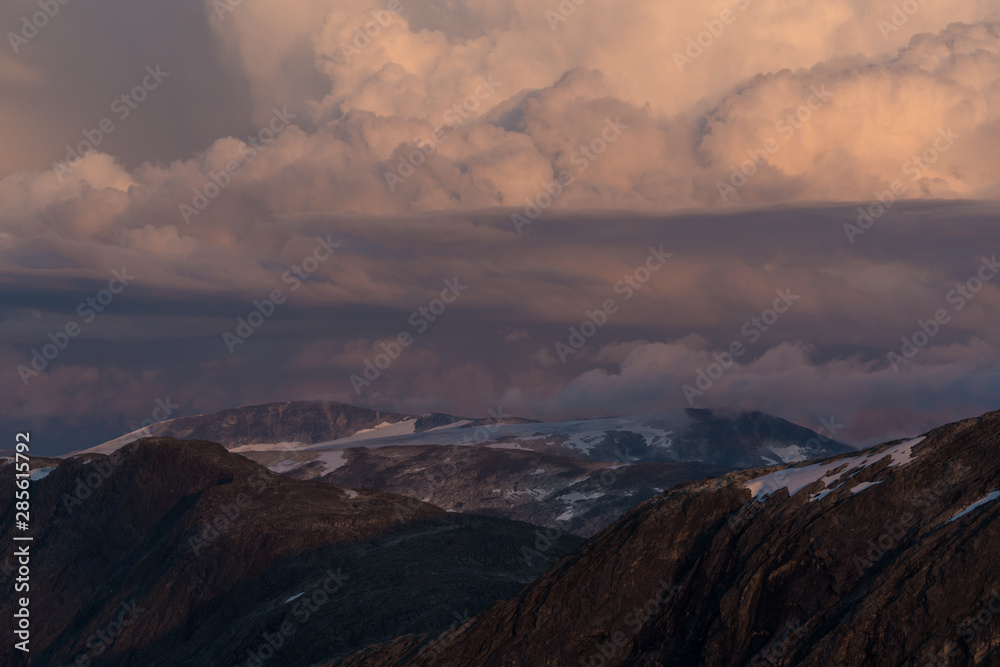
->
[[82, 403, 851, 469], [80, 403, 850, 538], [339, 410, 1000, 666], [77, 401, 485, 455], [243, 444, 731, 537], [0, 439, 580, 667]]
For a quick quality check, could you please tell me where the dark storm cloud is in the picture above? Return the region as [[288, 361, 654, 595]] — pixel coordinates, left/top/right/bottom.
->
[[1, 203, 997, 454]]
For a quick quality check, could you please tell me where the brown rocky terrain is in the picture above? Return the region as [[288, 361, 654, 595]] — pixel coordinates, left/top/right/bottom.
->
[[0, 438, 580, 666], [243, 444, 731, 537], [338, 410, 1000, 666]]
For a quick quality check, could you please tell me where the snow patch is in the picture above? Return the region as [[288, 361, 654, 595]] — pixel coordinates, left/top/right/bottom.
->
[[268, 459, 301, 474], [29, 467, 55, 481], [767, 444, 808, 464], [232, 441, 308, 453], [343, 489, 359, 499], [485, 442, 529, 451], [558, 491, 604, 503], [851, 481, 883, 495], [745, 436, 927, 501], [428, 420, 471, 431], [284, 593, 305, 604], [317, 451, 347, 473], [303, 419, 419, 450], [949, 492, 1000, 523], [809, 489, 834, 502]]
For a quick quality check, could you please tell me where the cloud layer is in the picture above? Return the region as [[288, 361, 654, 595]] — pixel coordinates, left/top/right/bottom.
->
[[1, 0, 999, 453], [3, 204, 999, 454]]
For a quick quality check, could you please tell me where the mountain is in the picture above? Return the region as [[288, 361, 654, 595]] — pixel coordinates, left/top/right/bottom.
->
[[79, 402, 851, 538], [339, 409, 1000, 666], [0, 439, 580, 666], [76, 401, 486, 455], [244, 443, 732, 537], [81, 402, 851, 469]]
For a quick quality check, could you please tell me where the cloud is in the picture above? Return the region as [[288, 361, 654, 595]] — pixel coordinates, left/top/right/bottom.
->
[[2, 1, 1000, 453], [2, 204, 998, 453], [2, 8, 999, 224]]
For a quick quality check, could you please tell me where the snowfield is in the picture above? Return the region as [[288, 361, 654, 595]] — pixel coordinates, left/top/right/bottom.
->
[[745, 437, 926, 501]]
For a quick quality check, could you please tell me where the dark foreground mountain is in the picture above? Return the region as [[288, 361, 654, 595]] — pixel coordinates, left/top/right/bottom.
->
[[340, 410, 1000, 667], [0, 439, 580, 667]]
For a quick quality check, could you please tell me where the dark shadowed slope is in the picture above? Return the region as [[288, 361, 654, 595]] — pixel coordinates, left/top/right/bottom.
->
[[340, 410, 1000, 667], [0, 439, 580, 667], [250, 443, 732, 537]]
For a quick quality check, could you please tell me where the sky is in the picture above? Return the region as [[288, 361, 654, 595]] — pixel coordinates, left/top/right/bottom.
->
[[1, 0, 999, 455]]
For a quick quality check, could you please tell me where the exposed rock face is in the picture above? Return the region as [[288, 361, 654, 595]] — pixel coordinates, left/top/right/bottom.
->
[[243, 444, 731, 537], [0, 439, 581, 667], [340, 411, 1000, 667]]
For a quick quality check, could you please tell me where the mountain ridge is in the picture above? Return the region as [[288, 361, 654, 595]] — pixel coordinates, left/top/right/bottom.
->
[[336, 409, 1000, 666]]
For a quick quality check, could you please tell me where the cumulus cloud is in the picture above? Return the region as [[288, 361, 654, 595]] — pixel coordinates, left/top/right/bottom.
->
[[2, 6, 999, 228], [2, 0, 1000, 453]]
